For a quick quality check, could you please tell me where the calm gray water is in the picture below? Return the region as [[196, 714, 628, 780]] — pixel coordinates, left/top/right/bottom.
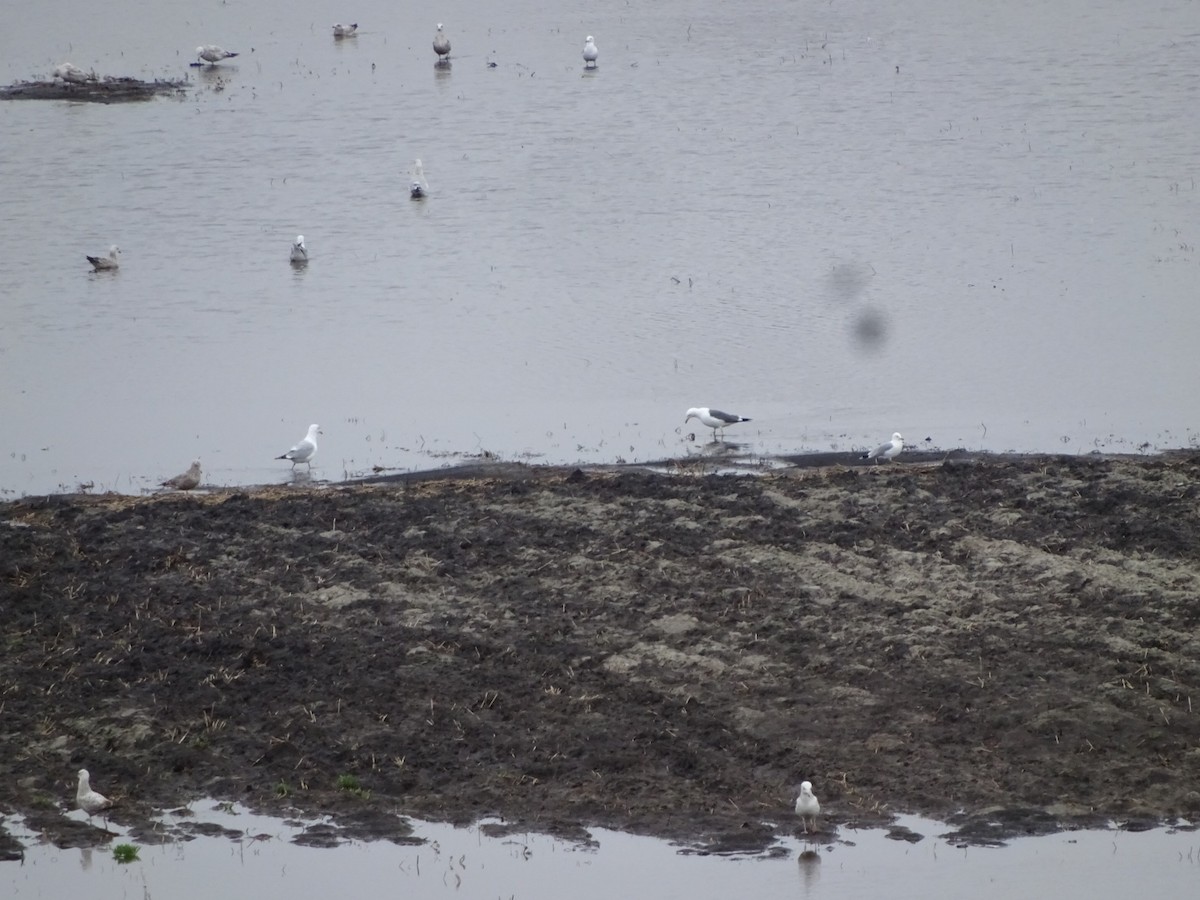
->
[[2, 0, 1198, 496], [3, 803, 1199, 900]]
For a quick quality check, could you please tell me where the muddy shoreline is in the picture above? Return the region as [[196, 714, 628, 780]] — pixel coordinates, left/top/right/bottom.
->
[[3, 452, 1200, 853]]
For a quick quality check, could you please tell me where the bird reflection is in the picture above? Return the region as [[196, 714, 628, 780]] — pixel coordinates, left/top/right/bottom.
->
[[797, 848, 821, 895], [79, 847, 93, 871]]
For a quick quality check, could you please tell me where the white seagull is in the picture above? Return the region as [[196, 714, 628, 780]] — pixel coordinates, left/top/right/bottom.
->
[[862, 432, 904, 464], [332, 23, 358, 38], [277, 424, 321, 469], [86, 245, 121, 271], [161, 460, 202, 491], [290, 235, 308, 263], [684, 407, 751, 440], [794, 781, 821, 833], [53, 63, 94, 84], [76, 769, 114, 823], [582, 35, 599, 68], [196, 45, 239, 65], [433, 23, 451, 61], [409, 159, 429, 199]]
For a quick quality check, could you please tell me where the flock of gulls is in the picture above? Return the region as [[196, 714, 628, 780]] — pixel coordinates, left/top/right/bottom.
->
[[76, 22, 595, 270], [67, 22, 903, 500]]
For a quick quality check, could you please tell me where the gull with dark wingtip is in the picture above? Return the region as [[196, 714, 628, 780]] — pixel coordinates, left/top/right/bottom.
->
[[196, 45, 239, 65], [684, 407, 751, 440], [86, 245, 120, 271], [277, 424, 321, 469], [862, 432, 903, 464]]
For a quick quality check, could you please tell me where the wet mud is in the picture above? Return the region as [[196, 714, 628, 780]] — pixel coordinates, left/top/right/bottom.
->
[[3, 452, 1200, 852], [0, 78, 186, 103]]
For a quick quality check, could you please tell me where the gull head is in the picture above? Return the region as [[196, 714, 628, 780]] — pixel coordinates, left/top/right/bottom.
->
[[437, 23, 444, 31], [195, 46, 205, 55], [684, 408, 701, 423], [892, 432, 903, 443], [295, 235, 305, 246], [586, 35, 594, 42]]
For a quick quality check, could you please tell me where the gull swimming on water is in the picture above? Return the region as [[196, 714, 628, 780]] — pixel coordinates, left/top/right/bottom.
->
[[196, 45, 239, 65], [86, 245, 120, 271], [277, 424, 321, 469], [433, 24, 451, 61], [53, 63, 94, 84], [684, 407, 751, 440], [862, 432, 904, 464], [290, 235, 308, 263], [332, 23, 358, 38], [409, 159, 429, 199], [161, 460, 202, 491], [582, 35, 599, 68], [76, 769, 113, 823], [794, 781, 820, 833]]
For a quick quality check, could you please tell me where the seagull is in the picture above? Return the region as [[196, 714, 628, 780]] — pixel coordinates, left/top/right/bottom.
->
[[332, 23, 358, 38], [862, 432, 904, 464], [684, 407, 751, 440], [76, 769, 113, 823], [161, 460, 202, 491], [433, 23, 451, 61], [582, 35, 599, 68], [794, 781, 820, 834], [290, 235, 308, 263], [277, 424, 321, 469], [409, 159, 429, 199], [196, 45, 239, 65], [86, 245, 121, 271], [53, 63, 93, 84]]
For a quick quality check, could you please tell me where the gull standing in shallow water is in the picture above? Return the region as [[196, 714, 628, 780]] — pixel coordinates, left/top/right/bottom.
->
[[862, 432, 904, 464], [161, 460, 202, 491], [583, 35, 599, 68], [409, 159, 429, 199], [794, 781, 820, 833], [76, 769, 113, 823], [433, 24, 451, 61], [684, 407, 751, 440], [86, 245, 120, 271], [332, 23, 358, 38], [290, 235, 308, 263], [195, 45, 239, 65], [277, 424, 321, 469]]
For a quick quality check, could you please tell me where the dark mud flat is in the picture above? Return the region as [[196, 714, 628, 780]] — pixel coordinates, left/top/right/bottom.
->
[[0, 78, 186, 103], [3, 453, 1200, 853]]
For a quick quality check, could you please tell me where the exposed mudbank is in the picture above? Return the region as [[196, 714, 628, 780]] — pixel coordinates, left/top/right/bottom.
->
[[3, 452, 1199, 853], [0, 77, 186, 103]]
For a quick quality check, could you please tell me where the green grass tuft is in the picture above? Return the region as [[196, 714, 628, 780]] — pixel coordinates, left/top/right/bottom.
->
[[113, 843, 140, 864]]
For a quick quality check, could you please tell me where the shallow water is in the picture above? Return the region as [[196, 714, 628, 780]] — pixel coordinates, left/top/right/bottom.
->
[[3, 803, 1199, 899], [1, 0, 1198, 496]]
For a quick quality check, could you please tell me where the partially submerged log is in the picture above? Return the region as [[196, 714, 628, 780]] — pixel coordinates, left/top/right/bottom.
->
[[0, 76, 187, 103]]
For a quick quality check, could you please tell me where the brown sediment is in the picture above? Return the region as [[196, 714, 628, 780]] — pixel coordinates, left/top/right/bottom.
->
[[2, 452, 1200, 851]]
